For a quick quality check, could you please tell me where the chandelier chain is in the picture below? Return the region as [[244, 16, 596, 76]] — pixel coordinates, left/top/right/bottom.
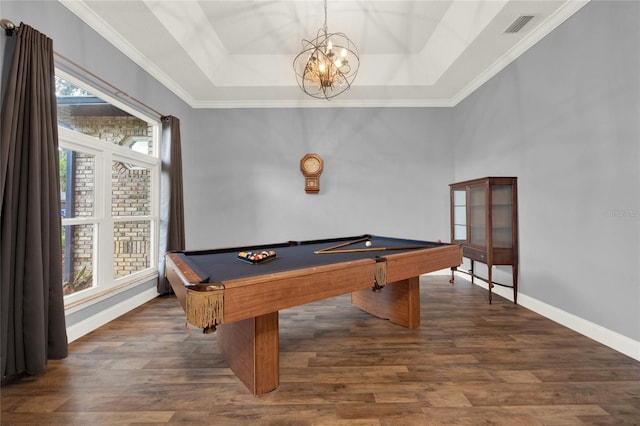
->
[[323, 0, 328, 35]]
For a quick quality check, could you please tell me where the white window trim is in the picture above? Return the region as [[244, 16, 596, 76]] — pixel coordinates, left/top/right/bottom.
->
[[56, 72, 161, 308]]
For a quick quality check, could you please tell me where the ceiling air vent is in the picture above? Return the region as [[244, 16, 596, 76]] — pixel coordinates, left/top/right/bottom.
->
[[505, 15, 534, 33]]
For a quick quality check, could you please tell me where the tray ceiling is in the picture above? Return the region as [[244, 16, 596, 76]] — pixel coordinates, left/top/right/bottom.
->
[[60, 0, 589, 108]]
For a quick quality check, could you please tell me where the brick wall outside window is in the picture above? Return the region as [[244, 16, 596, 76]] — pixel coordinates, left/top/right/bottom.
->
[[65, 115, 153, 288]]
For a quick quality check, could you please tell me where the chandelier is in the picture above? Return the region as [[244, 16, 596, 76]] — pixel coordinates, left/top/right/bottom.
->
[[293, 0, 360, 100]]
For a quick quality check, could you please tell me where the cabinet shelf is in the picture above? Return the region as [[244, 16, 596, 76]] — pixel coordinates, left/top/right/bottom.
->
[[449, 177, 519, 304]]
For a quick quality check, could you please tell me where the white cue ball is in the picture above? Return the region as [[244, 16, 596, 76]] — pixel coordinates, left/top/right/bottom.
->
[[365, 241, 372, 247]]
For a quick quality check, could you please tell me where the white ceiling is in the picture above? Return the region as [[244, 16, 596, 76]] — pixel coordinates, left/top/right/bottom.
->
[[60, 0, 589, 108]]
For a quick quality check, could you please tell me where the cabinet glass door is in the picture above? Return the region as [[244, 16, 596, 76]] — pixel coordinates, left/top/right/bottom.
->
[[469, 186, 486, 246], [452, 190, 466, 241], [491, 185, 513, 248]]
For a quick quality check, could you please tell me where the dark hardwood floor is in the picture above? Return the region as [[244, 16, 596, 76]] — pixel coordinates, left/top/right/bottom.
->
[[2, 276, 640, 425]]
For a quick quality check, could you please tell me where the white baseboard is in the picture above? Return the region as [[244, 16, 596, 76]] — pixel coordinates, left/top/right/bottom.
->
[[66, 287, 158, 343], [454, 274, 640, 361]]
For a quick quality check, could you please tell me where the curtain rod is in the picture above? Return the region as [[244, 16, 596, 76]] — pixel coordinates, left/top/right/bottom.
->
[[1, 18, 166, 120], [55, 51, 166, 120]]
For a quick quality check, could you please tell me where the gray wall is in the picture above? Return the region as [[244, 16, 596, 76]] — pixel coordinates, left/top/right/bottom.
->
[[2, 1, 638, 346], [453, 1, 639, 341], [184, 107, 454, 249]]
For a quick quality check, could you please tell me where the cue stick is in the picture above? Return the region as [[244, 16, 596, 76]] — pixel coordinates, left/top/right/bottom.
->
[[315, 236, 371, 253], [314, 244, 434, 254]]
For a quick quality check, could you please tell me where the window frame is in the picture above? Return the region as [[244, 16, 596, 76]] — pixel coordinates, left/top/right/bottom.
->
[[57, 70, 161, 308]]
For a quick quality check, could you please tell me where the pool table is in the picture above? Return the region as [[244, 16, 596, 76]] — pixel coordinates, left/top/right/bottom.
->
[[165, 234, 462, 395]]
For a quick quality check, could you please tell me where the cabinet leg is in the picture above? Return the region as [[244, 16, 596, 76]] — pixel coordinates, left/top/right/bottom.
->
[[512, 263, 518, 304], [488, 266, 493, 304]]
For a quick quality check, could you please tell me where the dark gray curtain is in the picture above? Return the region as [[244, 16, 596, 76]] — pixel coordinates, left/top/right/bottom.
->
[[1, 23, 68, 383], [157, 115, 185, 294]]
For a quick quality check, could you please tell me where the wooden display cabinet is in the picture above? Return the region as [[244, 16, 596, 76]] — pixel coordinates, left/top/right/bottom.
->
[[449, 177, 519, 304]]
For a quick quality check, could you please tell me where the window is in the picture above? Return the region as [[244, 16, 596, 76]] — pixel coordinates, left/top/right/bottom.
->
[[56, 73, 160, 305]]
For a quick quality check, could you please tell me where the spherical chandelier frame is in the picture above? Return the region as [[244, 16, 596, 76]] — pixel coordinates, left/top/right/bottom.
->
[[293, 1, 360, 100]]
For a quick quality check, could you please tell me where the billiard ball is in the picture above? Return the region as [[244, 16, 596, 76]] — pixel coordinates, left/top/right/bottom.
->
[[365, 240, 372, 247]]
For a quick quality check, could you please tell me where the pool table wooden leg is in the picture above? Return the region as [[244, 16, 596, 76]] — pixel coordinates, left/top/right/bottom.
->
[[216, 311, 279, 395], [350, 276, 420, 329]]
